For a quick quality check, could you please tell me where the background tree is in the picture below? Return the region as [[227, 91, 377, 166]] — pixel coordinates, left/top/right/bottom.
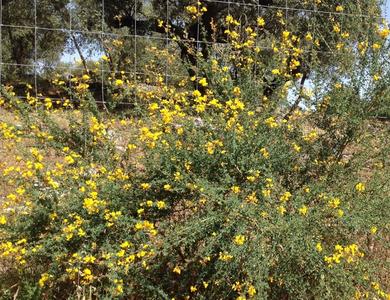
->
[[1, 0, 69, 83]]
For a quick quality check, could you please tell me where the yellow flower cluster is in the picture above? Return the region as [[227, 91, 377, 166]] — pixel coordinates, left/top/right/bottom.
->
[[83, 191, 107, 214], [62, 215, 86, 240], [89, 116, 107, 142], [185, 1, 208, 19], [0, 239, 27, 265], [205, 139, 224, 155], [324, 244, 364, 266]]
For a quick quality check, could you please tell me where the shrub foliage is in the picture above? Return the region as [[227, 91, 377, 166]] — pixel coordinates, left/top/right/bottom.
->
[[0, 3, 390, 299]]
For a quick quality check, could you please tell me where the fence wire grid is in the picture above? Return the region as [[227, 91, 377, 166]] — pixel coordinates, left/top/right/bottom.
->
[[0, 0, 389, 107]]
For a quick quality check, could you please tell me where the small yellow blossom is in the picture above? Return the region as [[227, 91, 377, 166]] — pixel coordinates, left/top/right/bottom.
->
[[38, 273, 51, 287], [298, 205, 308, 216], [190, 286, 197, 292], [164, 184, 172, 191], [370, 226, 377, 234], [257, 17, 265, 27], [277, 205, 286, 215], [157, 201, 166, 209], [219, 251, 233, 261], [280, 191, 292, 202], [141, 183, 151, 190], [355, 182, 365, 192], [231, 186, 240, 194], [199, 78, 208, 87], [378, 28, 390, 39], [0, 215, 7, 225], [248, 285, 256, 297], [115, 79, 124, 86], [260, 147, 270, 159], [328, 197, 341, 208], [234, 235, 246, 245]]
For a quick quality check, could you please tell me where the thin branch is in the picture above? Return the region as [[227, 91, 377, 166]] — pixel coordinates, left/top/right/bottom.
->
[[283, 72, 308, 120], [71, 33, 90, 75]]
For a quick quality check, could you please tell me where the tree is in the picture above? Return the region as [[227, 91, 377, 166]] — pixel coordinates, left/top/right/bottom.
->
[[87, 0, 383, 95], [1, 0, 70, 83]]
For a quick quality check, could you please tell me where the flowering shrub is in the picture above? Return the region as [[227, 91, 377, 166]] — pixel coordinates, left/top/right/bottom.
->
[[1, 6, 390, 300]]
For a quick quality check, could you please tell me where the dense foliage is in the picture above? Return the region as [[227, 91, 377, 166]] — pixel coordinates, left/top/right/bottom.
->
[[0, 1, 390, 299]]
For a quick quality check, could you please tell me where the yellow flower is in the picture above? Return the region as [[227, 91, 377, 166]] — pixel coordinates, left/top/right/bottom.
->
[[246, 176, 256, 183], [0, 215, 7, 225], [378, 28, 390, 39], [370, 226, 377, 234], [186, 5, 197, 15], [38, 273, 51, 287], [164, 184, 172, 191], [248, 285, 256, 297], [303, 130, 318, 142], [83, 255, 96, 264], [231, 186, 240, 194], [115, 79, 124, 86], [316, 242, 323, 252], [282, 30, 290, 39], [264, 116, 278, 128], [117, 249, 125, 257], [257, 17, 265, 27], [157, 19, 164, 27], [44, 97, 53, 109], [335, 5, 344, 12], [232, 281, 242, 291], [173, 265, 181, 274], [245, 192, 258, 204], [298, 205, 308, 216], [328, 197, 341, 208], [277, 205, 286, 215], [34, 162, 44, 170], [333, 24, 341, 33], [157, 201, 166, 209], [260, 147, 270, 159], [280, 191, 292, 202], [219, 251, 233, 261], [292, 142, 301, 153], [305, 32, 313, 41], [82, 74, 90, 81], [225, 15, 240, 26], [82, 268, 93, 282], [140, 183, 151, 190], [262, 189, 271, 197], [355, 182, 365, 192], [199, 78, 208, 87], [234, 235, 246, 245], [190, 286, 197, 292], [233, 86, 241, 96], [114, 280, 123, 295], [65, 155, 75, 164]]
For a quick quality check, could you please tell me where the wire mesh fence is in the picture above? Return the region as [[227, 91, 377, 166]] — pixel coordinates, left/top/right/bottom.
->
[[0, 0, 389, 107]]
